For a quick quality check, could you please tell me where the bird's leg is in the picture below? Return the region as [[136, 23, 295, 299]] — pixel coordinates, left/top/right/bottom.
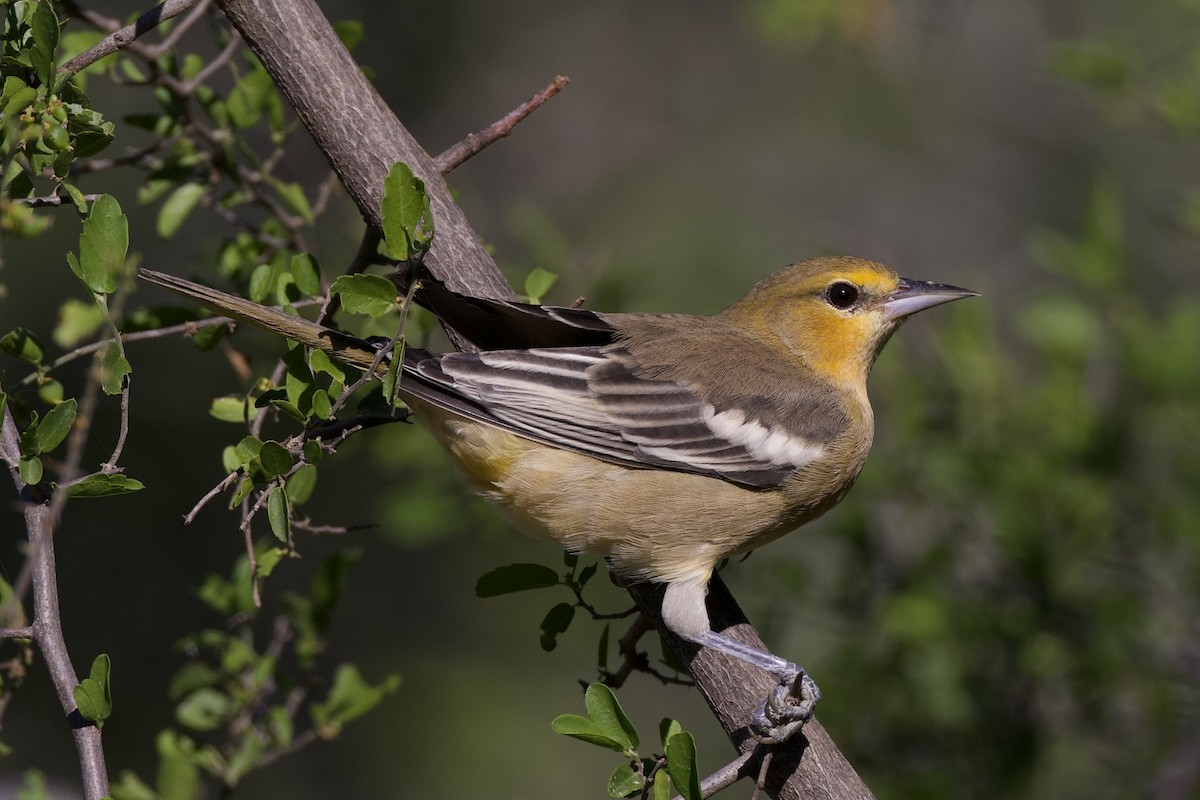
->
[[690, 629, 821, 744], [661, 580, 820, 743]]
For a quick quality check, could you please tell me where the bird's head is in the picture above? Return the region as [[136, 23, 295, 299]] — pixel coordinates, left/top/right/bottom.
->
[[721, 256, 977, 389]]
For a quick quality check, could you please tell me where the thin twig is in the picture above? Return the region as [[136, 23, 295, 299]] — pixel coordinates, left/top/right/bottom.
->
[[58, 0, 206, 76], [27, 500, 110, 800], [434, 75, 569, 175], [291, 519, 376, 535], [138, 0, 212, 59], [0, 627, 34, 639], [751, 749, 774, 800], [18, 193, 102, 208], [173, 30, 242, 96], [185, 470, 239, 524], [102, 378, 133, 470], [700, 750, 756, 799]]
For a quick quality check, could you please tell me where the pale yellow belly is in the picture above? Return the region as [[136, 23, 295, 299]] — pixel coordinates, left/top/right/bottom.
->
[[410, 400, 802, 587]]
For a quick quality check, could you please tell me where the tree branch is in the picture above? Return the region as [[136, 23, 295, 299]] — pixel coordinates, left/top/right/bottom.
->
[[3, 398, 110, 799], [59, 0, 206, 76], [434, 75, 570, 174], [210, 1, 872, 795]]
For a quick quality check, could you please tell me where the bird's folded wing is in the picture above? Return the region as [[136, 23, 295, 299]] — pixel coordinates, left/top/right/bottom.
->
[[404, 345, 827, 489], [412, 274, 618, 350]]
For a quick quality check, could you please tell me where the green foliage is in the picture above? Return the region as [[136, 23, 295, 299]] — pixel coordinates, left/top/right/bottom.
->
[[475, 563, 560, 596], [329, 273, 397, 317], [68, 473, 145, 498], [72, 194, 128, 294], [476, 553, 621, 654], [72, 654, 113, 725], [552, 683, 639, 753], [133, 546, 394, 795], [553, 685, 700, 800], [380, 161, 433, 261], [309, 664, 401, 736], [523, 266, 558, 304]]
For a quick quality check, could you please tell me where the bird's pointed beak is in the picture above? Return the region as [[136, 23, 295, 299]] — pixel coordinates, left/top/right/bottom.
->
[[882, 278, 978, 322]]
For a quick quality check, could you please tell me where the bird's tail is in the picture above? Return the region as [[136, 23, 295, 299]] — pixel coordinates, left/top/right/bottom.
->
[[138, 269, 386, 373]]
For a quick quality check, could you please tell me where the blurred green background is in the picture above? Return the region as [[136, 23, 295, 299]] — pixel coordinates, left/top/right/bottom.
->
[[4, 0, 1200, 798]]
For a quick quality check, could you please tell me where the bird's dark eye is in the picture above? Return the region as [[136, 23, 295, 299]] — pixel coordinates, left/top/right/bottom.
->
[[825, 281, 859, 310]]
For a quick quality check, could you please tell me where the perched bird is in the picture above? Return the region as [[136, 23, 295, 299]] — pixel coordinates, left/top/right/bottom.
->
[[140, 257, 975, 742]]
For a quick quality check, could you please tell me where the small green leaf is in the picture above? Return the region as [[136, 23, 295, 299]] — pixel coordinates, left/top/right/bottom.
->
[[1, 327, 45, 365], [225, 731, 265, 786], [68, 474, 145, 498], [108, 770, 156, 800], [282, 344, 315, 409], [550, 714, 627, 751], [157, 183, 206, 238], [36, 399, 77, 453], [475, 563, 560, 597], [310, 664, 401, 730], [665, 731, 701, 800], [291, 253, 321, 296], [256, 546, 288, 578], [234, 436, 263, 464], [155, 729, 200, 800], [540, 602, 575, 652], [30, 0, 59, 87], [381, 162, 433, 261], [653, 767, 671, 800], [100, 342, 132, 395], [259, 441, 293, 477], [73, 654, 113, 724], [230, 477, 254, 506], [19, 456, 43, 486], [330, 274, 397, 317], [315, 389, 337, 420], [77, 194, 128, 294], [53, 298, 107, 347], [210, 395, 257, 423], [61, 182, 89, 216], [607, 764, 645, 798], [659, 718, 683, 748], [584, 683, 639, 751], [267, 484, 290, 543], [309, 348, 346, 381], [268, 177, 314, 224], [175, 687, 229, 731], [382, 336, 404, 407], [287, 464, 318, 504], [524, 267, 558, 303]]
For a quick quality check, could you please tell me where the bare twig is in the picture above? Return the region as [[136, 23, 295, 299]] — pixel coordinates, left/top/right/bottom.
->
[[26, 501, 110, 800], [18, 193, 102, 208], [102, 378, 133, 470], [752, 749, 775, 800], [700, 750, 756, 798], [291, 519, 376, 535], [434, 75, 570, 175], [0, 627, 34, 639], [185, 471, 239, 524], [58, 0, 206, 76]]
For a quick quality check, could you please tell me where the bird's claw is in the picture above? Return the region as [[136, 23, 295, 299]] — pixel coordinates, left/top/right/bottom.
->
[[748, 668, 821, 744]]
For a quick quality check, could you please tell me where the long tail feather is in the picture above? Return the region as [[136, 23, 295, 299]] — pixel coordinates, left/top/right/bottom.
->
[[138, 269, 385, 372]]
